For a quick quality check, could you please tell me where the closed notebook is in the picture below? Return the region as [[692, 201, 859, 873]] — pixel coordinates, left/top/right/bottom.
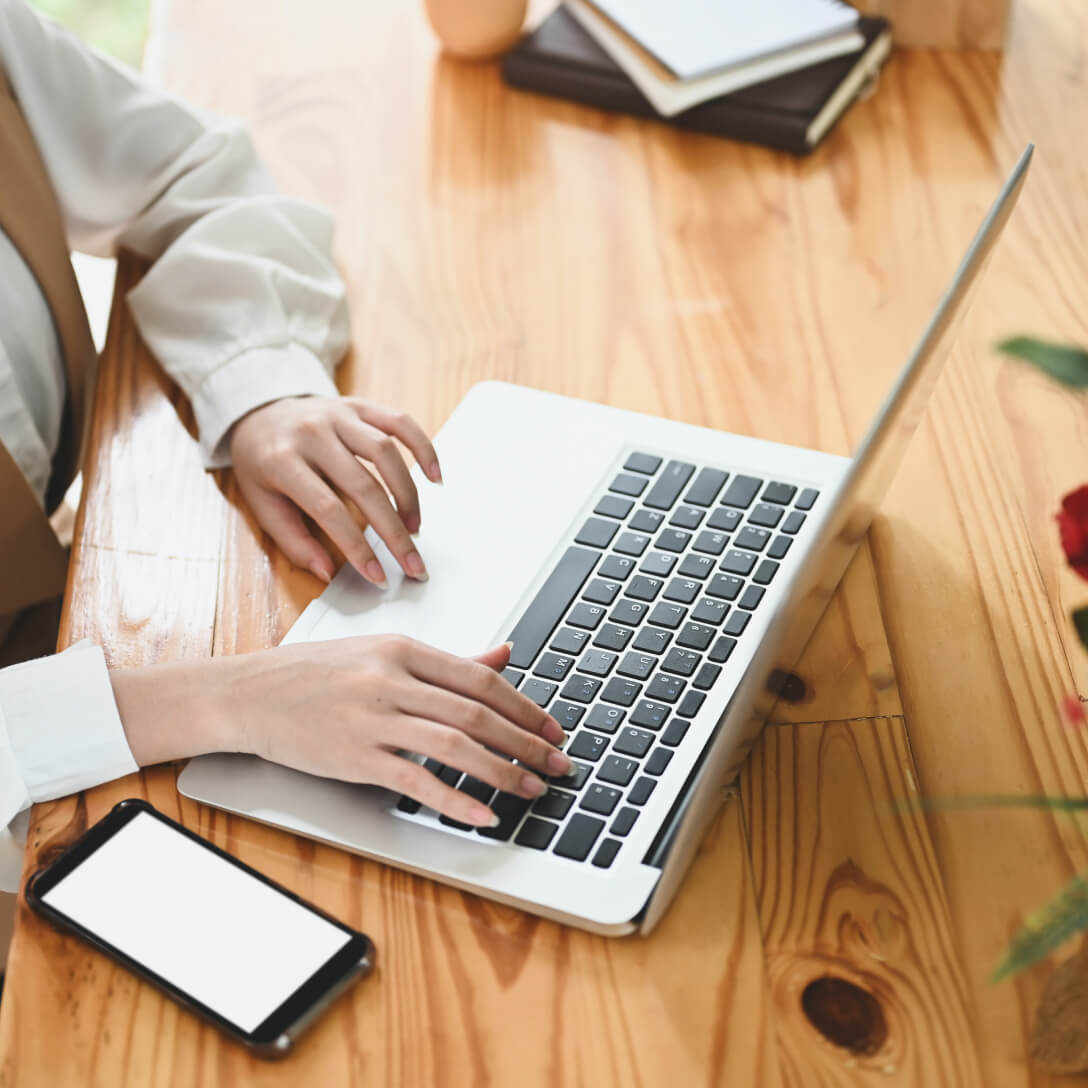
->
[[501, 6, 892, 155]]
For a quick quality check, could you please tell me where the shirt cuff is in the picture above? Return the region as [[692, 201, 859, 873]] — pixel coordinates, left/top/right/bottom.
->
[[0, 642, 138, 809], [190, 343, 340, 469]]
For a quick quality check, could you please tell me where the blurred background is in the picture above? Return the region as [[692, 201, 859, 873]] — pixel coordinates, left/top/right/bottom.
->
[[34, 0, 146, 66]]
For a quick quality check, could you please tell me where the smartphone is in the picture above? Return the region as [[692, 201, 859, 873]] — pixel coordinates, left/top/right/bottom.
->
[[25, 798, 374, 1059]]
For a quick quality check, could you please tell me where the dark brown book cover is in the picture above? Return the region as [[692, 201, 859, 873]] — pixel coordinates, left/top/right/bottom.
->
[[502, 6, 892, 155]]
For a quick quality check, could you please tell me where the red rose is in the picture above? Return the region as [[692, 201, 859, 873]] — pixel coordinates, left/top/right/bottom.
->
[[1058, 486, 1088, 583]]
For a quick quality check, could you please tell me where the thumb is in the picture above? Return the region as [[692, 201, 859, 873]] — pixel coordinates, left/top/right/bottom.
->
[[474, 642, 513, 671]]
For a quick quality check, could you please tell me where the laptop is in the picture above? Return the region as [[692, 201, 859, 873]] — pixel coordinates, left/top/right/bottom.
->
[[179, 146, 1033, 936]]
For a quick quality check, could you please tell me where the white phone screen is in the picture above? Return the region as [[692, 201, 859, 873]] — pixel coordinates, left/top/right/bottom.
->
[[40, 810, 352, 1032]]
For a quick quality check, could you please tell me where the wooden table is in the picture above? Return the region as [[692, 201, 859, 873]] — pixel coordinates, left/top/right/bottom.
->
[[2, 0, 1087, 1082]]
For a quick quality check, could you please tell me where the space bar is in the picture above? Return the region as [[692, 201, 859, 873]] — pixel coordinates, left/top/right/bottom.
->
[[506, 546, 599, 670]]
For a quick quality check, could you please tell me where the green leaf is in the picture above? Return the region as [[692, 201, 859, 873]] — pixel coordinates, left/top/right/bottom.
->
[[912, 794, 1088, 814], [1074, 607, 1088, 653], [997, 337, 1088, 389], [994, 873, 1088, 981]]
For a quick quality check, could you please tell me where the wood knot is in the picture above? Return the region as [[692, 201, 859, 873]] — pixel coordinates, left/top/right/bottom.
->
[[766, 668, 810, 703], [801, 976, 888, 1055]]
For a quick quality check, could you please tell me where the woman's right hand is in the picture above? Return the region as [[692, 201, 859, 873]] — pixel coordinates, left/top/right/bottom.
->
[[112, 636, 572, 828]]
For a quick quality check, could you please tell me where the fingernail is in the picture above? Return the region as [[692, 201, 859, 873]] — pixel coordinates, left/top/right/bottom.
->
[[309, 562, 331, 584], [364, 559, 387, 586], [473, 807, 499, 828], [428, 462, 443, 484], [547, 751, 573, 775], [502, 640, 515, 651], [542, 720, 565, 746], [405, 513, 422, 534], [405, 551, 428, 581], [521, 775, 546, 797]]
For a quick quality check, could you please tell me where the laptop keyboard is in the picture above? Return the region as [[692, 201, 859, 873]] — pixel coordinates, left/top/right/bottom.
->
[[396, 452, 818, 869]]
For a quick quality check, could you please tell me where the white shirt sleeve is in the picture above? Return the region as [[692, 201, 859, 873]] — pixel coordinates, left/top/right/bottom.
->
[[0, 643, 138, 892], [0, 0, 351, 466]]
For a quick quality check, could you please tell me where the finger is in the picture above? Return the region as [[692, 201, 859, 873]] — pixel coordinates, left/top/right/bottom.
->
[[280, 462, 387, 587], [312, 436, 428, 582], [348, 400, 442, 484], [391, 715, 562, 798], [335, 417, 423, 536], [242, 483, 335, 583], [473, 643, 513, 672], [367, 751, 497, 827]]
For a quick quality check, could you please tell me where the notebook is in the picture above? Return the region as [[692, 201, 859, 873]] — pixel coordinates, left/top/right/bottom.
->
[[502, 7, 891, 155], [567, 0, 865, 115]]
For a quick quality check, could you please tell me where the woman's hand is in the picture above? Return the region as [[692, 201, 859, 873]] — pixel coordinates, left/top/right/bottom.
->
[[112, 639, 572, 828], [228, 396, 443, 587]]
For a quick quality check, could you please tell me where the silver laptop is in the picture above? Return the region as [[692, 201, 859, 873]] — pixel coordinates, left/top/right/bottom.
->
[[179, 147, 1032, 936]]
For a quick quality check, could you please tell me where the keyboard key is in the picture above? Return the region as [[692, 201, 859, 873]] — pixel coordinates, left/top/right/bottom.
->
[[648, 602, 687, 629], [767, 536, 792, 560], [669, 505, 705, 530], [395, 796, 422, 814], [617, 652, 656, 680], [796, 487, 819, 510], [598, 755, 639, 786], [592, 839, 622, 869], [532, 788, 575, 821], [569, 602, 607, 630], [706, 573, 743, 600], [515, 817, 559, 850], [575, 517, 619, 549], [611, 807, 639, 836], [629, 777, 657, 806], [609, 599, 648, 627], [693, 663, 722, 690], [507, 545, 598, 668], [721, 475, 763, 509], [630, 508, 666, 534], [664, 578, 700, 604], [646, 748, 673, 776], [639, 552, 677, 577], [685, 467, 728, 507], [782, 511, 806, 534], [615, 532, 651, 557], [567, 731, 609, 761], [477, 791, 533, 841], [736, 526, 771, 552], [630, 700, 670, 730], [692, 598, 728, 626], [753, 560, 780, 585], [426, 760, 462, 789], [662, 647, 700, 676], [534, 652, 575, 681], [693, 531, 728, 556], [739, 585, 765, 610], [521, 678, 558, 706], [749, 503, 784, 529], [656, 529, 691, 553], [614, 727, 654, 757], [586, 704, 626, 733], [549, 761, 592, 791], [553, 813, 605, 861], [627, 574, 664, 601], [610, 473, 648, 497], [625, 452, 662, 475], [709, 636, 737, 663], [707, 507, 742, 533], [599, 554, 636, 581], [677, 690, 706, 718], [549, 700, 586, 730], [678, 554, 715, 579], [501, 666, 524, 688], [633, 627, 672, 654], [594, 623, 633, 651], [644, 460, 696, 510], [581, 784, 622, 816], [661, 718, 690, 747], [551, 628, 590, 655], [646, 673, 685, 703], [561, 674, 602, 703], [720, 549, 756, 576], [579, 649, 618, 677], [595, 493, 634, 520], [601, 677, 643, 707], [583, 578, 622, 605], [676, 623, 715, 651], [762, 482, 797, 505], [724, 611, 751, 636]]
